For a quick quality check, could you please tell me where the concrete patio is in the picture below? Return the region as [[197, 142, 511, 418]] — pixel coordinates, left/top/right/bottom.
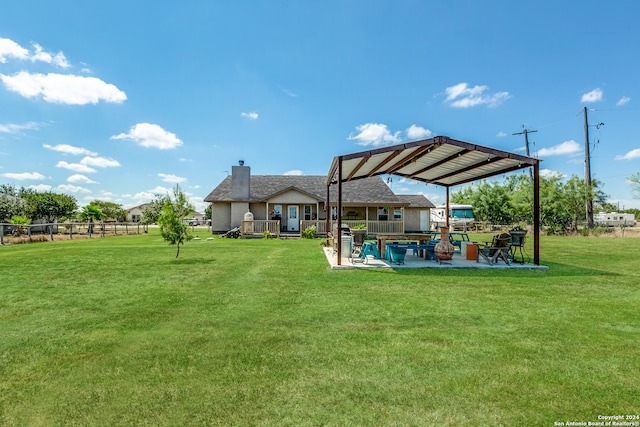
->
[[323, 246, 548, 270]]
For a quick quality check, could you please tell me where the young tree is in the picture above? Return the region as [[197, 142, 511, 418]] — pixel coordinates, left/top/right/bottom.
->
[[157, 185, 195, 258], [80, 205, 105, 233]]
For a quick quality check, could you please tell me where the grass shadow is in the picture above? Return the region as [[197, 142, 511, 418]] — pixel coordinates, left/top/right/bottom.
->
[[359, 262, 619, 278]]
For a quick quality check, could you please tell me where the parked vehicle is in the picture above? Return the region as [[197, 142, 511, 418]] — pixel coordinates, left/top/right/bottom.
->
[[430, 204, 475, 230], [594, 212, 636, 227]]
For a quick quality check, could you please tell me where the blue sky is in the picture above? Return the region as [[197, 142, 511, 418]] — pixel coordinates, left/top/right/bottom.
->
[[1, 1, 640, 213]]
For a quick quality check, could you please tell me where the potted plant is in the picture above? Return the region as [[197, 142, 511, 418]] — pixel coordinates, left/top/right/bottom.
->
[[350, 223, 367, 246]]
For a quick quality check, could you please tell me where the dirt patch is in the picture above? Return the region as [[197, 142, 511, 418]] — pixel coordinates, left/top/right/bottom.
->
[[2, 232, 144, 245]]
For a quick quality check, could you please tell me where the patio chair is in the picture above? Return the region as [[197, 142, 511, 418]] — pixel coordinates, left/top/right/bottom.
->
[[477, 232, 512, 265], [388, 246, 407, 264]]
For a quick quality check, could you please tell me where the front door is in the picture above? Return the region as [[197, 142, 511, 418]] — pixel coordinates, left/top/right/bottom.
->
[[287, 205, 299, 231]]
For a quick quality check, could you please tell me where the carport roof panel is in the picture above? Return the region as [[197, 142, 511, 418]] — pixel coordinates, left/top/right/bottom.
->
[[327, 136, 539, 187]]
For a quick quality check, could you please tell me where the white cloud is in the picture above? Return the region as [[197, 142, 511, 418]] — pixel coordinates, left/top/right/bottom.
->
[[57, 184, 91, 194], [537, 140, 581, 156], [80, 156, 120, 168], [0, 37, 69, 67], [348, 123, 401, 147], [617, 96, 631, 107], [56, 161, 97, 173], [111, 123, 183, 150], [0, 71, 127, 105], [496, 131, 507, 137], [0, 37, 29, 62], [615, 148, 640, 160], [132, 186, 173, 202], [30, 43, 70, 68], [540, 169, 565, 179], [283, 170, 303, 176], [0, 171, 46, 180], [67, 174, 98, 184], [581, 88, 603, 103], [43, 144, 97, 156], [406, 124, 432, 140], [444, 82, 509, 108], [0, 121, 41, 134], [158, 173, 187, 183], [27, 184, 53, 192], [282, 88, 298, 98], [241, 111, 259, 120]]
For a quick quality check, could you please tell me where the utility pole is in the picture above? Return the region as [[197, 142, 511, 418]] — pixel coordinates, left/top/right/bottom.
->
[[513, 125, 537, 180], [583, 107, 594, 228]]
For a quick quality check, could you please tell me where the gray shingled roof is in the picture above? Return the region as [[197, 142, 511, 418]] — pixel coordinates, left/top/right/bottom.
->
[[396, 194, 436, 208], [204, 175, 431, 206]]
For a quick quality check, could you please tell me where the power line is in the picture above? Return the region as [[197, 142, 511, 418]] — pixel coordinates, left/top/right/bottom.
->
[[513, 125, 537, 180]]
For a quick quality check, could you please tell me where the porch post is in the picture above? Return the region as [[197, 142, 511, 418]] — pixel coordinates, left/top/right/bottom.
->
[[445, 187, 450, 228], [326, 184, 330, 246], [365, 205, 369, 230]]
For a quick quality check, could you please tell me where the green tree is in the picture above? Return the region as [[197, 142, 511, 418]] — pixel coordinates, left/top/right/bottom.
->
[[505, 174, 534, 224], [157, 185, 195, 258], [451, 172, 609, 235], [80, 205, 105, 233], [141, 194, 166, 225], [0, 185, 25, 221], [86, 200, 127, 221], [22, 191, 78, 223], [9, 215, 31, 236], [80, 205, 104, 222], [452, 180, 513, 224]]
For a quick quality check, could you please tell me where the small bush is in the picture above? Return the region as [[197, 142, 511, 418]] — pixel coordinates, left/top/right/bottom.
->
[[302, 225, 316, 239]]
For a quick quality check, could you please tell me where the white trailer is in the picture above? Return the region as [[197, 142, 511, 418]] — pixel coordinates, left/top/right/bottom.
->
[[430, 204, 475, 230], [594, 212, 636, 227]]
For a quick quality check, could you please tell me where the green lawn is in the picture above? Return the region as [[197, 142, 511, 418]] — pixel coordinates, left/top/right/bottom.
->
[[1, 231, 639, 426]]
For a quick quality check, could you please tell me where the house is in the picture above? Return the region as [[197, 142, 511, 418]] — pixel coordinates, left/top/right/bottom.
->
[[127, 203, 153, 223], [204, 163, 435, 235], [127, 203, 206, 225]]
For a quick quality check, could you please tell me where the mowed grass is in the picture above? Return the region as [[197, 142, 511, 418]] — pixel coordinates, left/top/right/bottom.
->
[[1, 230, 638, 426]]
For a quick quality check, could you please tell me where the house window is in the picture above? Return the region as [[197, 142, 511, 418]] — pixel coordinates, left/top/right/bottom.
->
[[394, 209, 402, 220], [304, 205, 312, 220], [271, 205, 282, 220], [378, 207, 389, 221]]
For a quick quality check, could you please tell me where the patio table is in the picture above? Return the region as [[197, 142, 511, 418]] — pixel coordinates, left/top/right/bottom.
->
[[377, 234, 431, 259]]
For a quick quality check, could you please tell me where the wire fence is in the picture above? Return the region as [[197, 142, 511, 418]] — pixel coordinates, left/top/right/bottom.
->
[[0, 222, 148, 245]]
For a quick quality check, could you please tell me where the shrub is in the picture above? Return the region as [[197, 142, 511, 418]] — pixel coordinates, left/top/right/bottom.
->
[[302, 225, 316, 239]]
